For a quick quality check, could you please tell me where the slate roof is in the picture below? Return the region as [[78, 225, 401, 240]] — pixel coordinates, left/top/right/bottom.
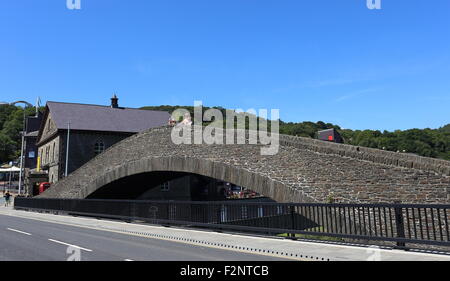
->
[[46, 101, 170, 133]]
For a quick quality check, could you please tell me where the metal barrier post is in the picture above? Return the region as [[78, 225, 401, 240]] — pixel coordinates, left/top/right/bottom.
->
[[394, 202, 407, 249], [290, 205, 296, 239]]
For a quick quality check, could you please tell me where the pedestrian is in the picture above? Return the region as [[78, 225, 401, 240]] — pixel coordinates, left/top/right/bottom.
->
[[4, 191, 11, 207]]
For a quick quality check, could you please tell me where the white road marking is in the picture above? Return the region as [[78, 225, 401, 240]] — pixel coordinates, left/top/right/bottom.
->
[[48, 239, 92, 252], [7, 228, 32, 236], [124, 259, 134, 261]]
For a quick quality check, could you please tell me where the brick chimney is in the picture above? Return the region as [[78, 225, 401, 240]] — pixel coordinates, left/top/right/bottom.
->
[[111, 94, 119, 108]]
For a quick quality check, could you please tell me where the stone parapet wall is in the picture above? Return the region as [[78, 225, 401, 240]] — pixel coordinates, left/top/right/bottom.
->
[[40, 126, 450, 204], [279, 134, 450, 176]]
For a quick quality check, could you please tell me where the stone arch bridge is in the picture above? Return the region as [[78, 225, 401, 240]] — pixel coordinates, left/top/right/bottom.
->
[[40, 126, 450, 204]]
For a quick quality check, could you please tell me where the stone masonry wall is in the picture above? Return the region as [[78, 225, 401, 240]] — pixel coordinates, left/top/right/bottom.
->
[[39, 126, 450, 204]]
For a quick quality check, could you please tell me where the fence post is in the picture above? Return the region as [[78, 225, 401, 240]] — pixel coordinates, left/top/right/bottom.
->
[[290, 205, 296, 239], [393, 202, 407, 249]]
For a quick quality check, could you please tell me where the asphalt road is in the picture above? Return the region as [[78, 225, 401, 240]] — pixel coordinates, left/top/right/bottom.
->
[[0, 214, 289, 261]]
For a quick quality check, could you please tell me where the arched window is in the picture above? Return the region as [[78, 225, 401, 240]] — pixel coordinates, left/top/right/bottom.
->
[[161, 182, 170, 192], [53, 142, 58, 162], [52, 142, 55, 163], [94, 140, 105, 155], [46, 146, 49, 164]]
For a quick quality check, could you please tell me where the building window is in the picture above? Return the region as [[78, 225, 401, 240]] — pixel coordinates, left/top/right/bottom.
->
[[257, 206, 264, 218], [276, 205, 284, 215], [241, 206, 248, 219], [53, 142, 58, 162], [94, 140, 105, 155], [46, 147, 49, 164], [161, 182, 170, 192], [52, 143, 55, 162]]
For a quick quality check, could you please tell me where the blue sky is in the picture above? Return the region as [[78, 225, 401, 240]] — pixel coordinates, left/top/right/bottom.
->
[[1, 0, 449, 130]]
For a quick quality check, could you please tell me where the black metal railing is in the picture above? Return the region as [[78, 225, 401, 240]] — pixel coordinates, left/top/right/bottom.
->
[[13, 198, 450, 248]]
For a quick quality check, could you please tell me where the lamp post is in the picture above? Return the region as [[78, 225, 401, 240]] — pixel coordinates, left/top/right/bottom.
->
[[0, 100, 35, 195]]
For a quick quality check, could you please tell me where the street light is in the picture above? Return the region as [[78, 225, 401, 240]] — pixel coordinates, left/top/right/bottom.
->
[[0, 100, 37, 196]]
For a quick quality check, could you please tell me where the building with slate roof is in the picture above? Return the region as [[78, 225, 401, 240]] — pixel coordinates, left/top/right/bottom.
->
[[317, 128, 344, 143], [35, 95, 170, 184]]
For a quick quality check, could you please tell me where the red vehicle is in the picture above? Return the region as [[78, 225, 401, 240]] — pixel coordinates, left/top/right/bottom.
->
[[39, 182, 51, 194]]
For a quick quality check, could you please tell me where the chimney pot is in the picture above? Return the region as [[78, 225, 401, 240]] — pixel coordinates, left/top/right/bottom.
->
[[111, 94, 119, 108]]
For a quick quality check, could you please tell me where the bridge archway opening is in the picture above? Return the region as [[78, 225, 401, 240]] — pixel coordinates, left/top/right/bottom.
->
[[86, 171, 268, 201]]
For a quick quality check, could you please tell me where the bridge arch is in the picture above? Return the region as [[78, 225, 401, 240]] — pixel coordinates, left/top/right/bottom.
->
[[80, 156, 308, 202], [40, 126, 450, 204]]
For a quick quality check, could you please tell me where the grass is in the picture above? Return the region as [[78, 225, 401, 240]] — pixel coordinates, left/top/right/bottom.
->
[[277, 226, 344, 242]]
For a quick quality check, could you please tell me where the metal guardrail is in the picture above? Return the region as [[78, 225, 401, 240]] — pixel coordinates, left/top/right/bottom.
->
[[13, 198, 450, 248]]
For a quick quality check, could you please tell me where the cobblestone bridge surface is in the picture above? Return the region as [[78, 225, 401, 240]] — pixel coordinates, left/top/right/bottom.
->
[[40, 126, 450, 203]]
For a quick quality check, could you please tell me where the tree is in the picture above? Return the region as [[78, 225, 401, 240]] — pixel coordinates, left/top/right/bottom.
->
[[0, 133, 16, 163], [0, 105, 37, 164]]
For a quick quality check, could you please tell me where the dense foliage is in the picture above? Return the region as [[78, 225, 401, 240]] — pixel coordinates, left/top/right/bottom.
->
[[0, 105, 37, 164], [340, 127, 450, 160]]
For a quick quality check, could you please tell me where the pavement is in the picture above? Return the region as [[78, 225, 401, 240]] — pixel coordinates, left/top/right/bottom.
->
[[1, 206, 450, 261]]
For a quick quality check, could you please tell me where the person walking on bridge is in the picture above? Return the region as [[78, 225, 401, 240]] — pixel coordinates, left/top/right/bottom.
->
[[4, 191, 11, 207]]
